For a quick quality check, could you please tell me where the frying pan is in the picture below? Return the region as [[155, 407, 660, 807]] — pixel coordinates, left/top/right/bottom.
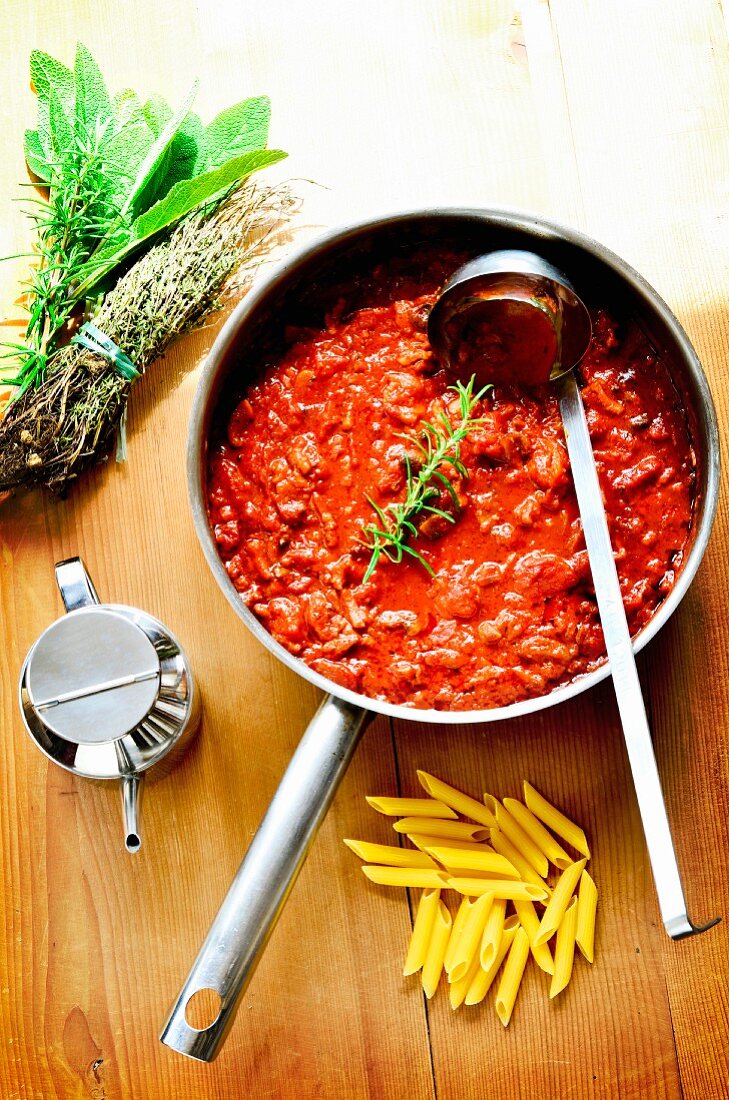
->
[[161, 209, 719, 1060]]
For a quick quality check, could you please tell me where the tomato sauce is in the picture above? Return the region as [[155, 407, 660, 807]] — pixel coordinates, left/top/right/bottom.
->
[[207, 252, 696, 710]]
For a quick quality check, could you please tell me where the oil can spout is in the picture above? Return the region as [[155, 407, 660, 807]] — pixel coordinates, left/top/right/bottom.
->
[[121, 774, 143, 853]]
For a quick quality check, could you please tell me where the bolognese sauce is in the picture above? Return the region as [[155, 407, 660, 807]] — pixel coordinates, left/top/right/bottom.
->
[[207, 252, 695, 710]]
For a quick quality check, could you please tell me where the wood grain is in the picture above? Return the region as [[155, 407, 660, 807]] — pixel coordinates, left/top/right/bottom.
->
[[1, 1, 728, 1097]]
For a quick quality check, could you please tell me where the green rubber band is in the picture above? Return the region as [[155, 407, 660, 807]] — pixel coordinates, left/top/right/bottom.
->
[[71, 322, 139, 381]]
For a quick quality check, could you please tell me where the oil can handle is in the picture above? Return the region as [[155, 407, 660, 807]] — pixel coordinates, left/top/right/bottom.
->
[[160, 693, 368, 1061], [55, 557, 100, 611]]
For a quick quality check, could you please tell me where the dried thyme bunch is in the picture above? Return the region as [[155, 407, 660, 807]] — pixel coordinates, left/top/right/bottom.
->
[[0, 182, 296, 494]]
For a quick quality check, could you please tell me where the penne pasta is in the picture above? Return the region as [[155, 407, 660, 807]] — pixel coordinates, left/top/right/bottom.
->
[[362, 866, 448, 889], [422, 899, 452, 999], [465, 915, 520, 1005], [425, 847, 519, 878], [482, 793, 500, 819], [443, 897, 472, 974], [366, 795, 458, 819], [549, 896, 578, 998], [355, 771, 598, 1017], [416, 770, 498, 828], [449, 892, 495, 983], [448, 877, 548, 901], [479, 897, 506, 970], [523, 781, 590, 859], [513, 899, 555, 975], [495, 925, 531, 1026], [403, 888, 442, 976], [534, 858, 587, 946], [493, 802, 549, 877], [489, 828, 552, 894], [344, 839, 437, 869], [393, 818, 489, 841], [575, 868, 598, 963], [409, 835, 494, 855], [502, 797, 572, 870], [449, 950, 482, 1009]]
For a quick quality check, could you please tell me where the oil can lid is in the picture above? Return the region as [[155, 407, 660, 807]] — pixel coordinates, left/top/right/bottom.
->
[[24, 607, 160, 745]]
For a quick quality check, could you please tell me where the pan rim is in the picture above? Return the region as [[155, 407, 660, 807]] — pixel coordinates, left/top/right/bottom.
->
[[187, 205, 720, 724]]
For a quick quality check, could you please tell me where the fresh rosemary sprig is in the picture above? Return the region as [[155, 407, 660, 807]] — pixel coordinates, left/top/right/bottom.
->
[[362, 375, 490, 581], [4, 120, 123, 395]]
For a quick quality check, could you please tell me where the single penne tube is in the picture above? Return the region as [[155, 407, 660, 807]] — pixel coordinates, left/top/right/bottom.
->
[[513, 899, 555, 975], [344, 839, 437, 869], [416, 770, 497, 828], [425, 847, 519, 878], [489, 828, 552, 894], [575, 868, 598, 963], [483, 793, 500, 819], [465, 915, 520, 1005], [410, 835, 495, 855], [549, 896, 578, 998], [493, 802, 549, 877], [479, 897, 506, 970], [393, 818, 489, 841], [404, 888, 442, 975], [361, 866, 448, 889], [448, 877, 548, 901], [495, 925, 531, 1026], [523, 781, 590, 858], [443, 897, 472, 974], [422, 899, 452, 999], [534, 858, 587, 946], [366, 795, 457, 819], [448, 892, 495, 983], [502, 797, 572, 870], [449, 949, 482, 1010]]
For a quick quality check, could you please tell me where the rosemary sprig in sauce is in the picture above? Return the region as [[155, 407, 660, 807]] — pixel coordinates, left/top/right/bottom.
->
[[362, 375, 490, 581]]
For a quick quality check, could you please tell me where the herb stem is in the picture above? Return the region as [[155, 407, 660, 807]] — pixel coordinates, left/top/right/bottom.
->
[[362, 375, 490, 581]]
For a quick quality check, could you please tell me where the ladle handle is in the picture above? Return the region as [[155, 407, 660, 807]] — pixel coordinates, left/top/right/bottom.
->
[[160, 693, 368, 1061], [559, 374, 720, 939]]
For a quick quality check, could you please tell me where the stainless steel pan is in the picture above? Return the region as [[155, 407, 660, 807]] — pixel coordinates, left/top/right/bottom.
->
[[161, 209, 720, 1060]]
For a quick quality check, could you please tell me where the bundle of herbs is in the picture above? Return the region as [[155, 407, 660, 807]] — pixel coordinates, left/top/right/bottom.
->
[[0, 44, 291, 494]]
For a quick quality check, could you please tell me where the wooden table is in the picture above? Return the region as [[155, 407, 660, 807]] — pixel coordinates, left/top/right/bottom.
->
[[1, 2, 728, 1097]]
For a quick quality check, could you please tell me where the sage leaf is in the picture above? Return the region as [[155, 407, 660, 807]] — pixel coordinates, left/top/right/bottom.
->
[[121, 81, 199, 219], [104, 110, 157, 207], [49, 87, 74, 160], [30, 49, 75, 160], [128, 147, 286, 243], [112, 88, 142, 130], [142, 98, 207, 187], [24, 129, 51, 182], [74, 42, 113, 132], [30, 49, 75, 117], [204, 96, 271, 169], [163, 111, 208, 189], [142, 94, 172, 138]]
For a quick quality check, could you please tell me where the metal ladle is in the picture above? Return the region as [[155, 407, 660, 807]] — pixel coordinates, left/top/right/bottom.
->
[[428, 248, 720, 940]]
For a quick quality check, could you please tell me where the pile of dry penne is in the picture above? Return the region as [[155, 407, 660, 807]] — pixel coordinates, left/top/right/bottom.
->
[[344, 771, 597, 1026]]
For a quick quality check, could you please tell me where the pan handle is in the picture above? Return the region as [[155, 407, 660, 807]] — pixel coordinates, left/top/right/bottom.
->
[[160, 693, 368, 1061]]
